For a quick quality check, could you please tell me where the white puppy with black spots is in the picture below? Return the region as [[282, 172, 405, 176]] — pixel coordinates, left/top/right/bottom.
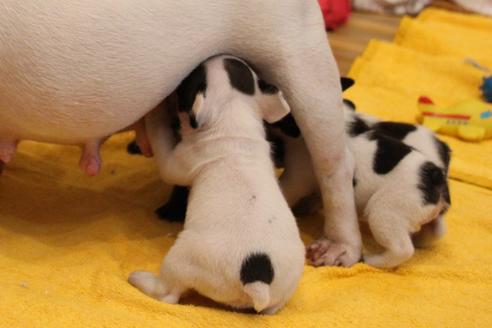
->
[[128, 56, 305, 314], [274, 79, 451, 268]]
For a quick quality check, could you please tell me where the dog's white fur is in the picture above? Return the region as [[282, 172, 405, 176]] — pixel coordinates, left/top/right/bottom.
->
[[0, 0, 359, 266], [129, 56, 305, 314], [353, 0, 430, 15], [278, 106, 449, 268]]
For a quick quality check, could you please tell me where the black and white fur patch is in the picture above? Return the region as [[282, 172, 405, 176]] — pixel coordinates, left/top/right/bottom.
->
[[258, 79, 279, 94], [372, 122, 417, 140], [240, 253, 274, 285], [224, 58, 255, 95], [434, 136, 452, 172], [341, 77, 355, 91], [348, 116, 371, 137], [176, 64, 207, 128], [369, 131, 413, 175], [343, 99, 356, 111], [418, 161, 446, 205]]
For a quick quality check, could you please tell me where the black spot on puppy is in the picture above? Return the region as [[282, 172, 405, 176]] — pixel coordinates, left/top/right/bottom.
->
[[258, 79, 279, 94], [372, 122, 417, 140], [348, 116, 371, 137], [127, 141, 142, 155], [270, 114, 301, 138], [434, 136, 451, 171], [370, 132, 412, 175], [240, 253, 274, 285], [224, 58, 255, 95], [177, 64, 207, 111], [442, 183, 451, 205], [418, 162, 446, 205], [171, 116, 183, 142], [343, 99, 356, 111], [341, 77, 355, 91], [155, 186, 190, 222], [176, 64, 207, 128]]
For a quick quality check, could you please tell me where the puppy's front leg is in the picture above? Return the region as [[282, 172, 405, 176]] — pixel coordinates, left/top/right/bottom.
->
[[145, 102, 191, 186]]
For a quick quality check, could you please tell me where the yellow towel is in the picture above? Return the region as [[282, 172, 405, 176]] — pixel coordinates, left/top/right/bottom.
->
[[348, 8, 492, 189], [395, 17, 492, 67], [2, 8, 492, 328], [1, 134, 492, 327]]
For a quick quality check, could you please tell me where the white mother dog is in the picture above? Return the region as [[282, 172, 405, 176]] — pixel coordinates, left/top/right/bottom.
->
[[0, 1, 360, 266]]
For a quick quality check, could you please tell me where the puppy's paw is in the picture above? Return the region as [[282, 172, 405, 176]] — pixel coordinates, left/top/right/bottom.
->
[[128, 271, 181, 304], [306, 239, 361, 267]]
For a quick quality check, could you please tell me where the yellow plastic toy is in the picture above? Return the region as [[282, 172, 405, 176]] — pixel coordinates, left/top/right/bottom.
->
[[417, 96, 492, 142]]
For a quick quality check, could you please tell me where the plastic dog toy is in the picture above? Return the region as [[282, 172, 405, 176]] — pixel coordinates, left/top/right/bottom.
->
[[417, 96, 492, 142]]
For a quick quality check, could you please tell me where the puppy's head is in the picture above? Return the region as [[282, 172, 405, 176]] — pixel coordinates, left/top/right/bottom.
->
[[176, 55, 290, 129]]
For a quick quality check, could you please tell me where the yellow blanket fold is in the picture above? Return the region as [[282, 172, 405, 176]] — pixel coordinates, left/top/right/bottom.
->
[[1, 8, 492, 328], [395, 17, 492, 67], [1, 134, 492, 328]]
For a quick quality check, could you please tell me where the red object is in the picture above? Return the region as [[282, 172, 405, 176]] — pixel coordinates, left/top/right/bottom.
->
[[422, 112, 471, 120], [318, 0, 351, 30], [419, 96, 434, 105]]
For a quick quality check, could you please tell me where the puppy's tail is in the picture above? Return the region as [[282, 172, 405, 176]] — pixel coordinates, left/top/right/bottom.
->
[[240, 253, 274, 313], [243, 282, 271, 313]]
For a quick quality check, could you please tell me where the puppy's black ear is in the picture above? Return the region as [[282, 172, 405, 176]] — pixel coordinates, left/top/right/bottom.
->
[[257, 79, 291, 123], [343, 99, 356, 111], [341, 77, 355, 92], [176, 64, 207, 128]]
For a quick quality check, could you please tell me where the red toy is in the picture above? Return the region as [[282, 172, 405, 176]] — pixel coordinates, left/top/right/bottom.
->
[[318, 0, 352, 30]]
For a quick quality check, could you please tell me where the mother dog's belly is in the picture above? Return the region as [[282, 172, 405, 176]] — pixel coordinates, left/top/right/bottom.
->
[[0, 0, 231, 143]]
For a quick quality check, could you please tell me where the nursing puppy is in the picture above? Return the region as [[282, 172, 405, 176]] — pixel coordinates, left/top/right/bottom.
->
[[277, 81, 451, 268], [128, 56, 305, 314], [140, 78, 451, 269]]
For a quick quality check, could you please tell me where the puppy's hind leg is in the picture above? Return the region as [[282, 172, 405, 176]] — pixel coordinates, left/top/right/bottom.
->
[[128, 271, 184, 304], [363, 191, 415, 268], [145, 102, 191, 185]]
